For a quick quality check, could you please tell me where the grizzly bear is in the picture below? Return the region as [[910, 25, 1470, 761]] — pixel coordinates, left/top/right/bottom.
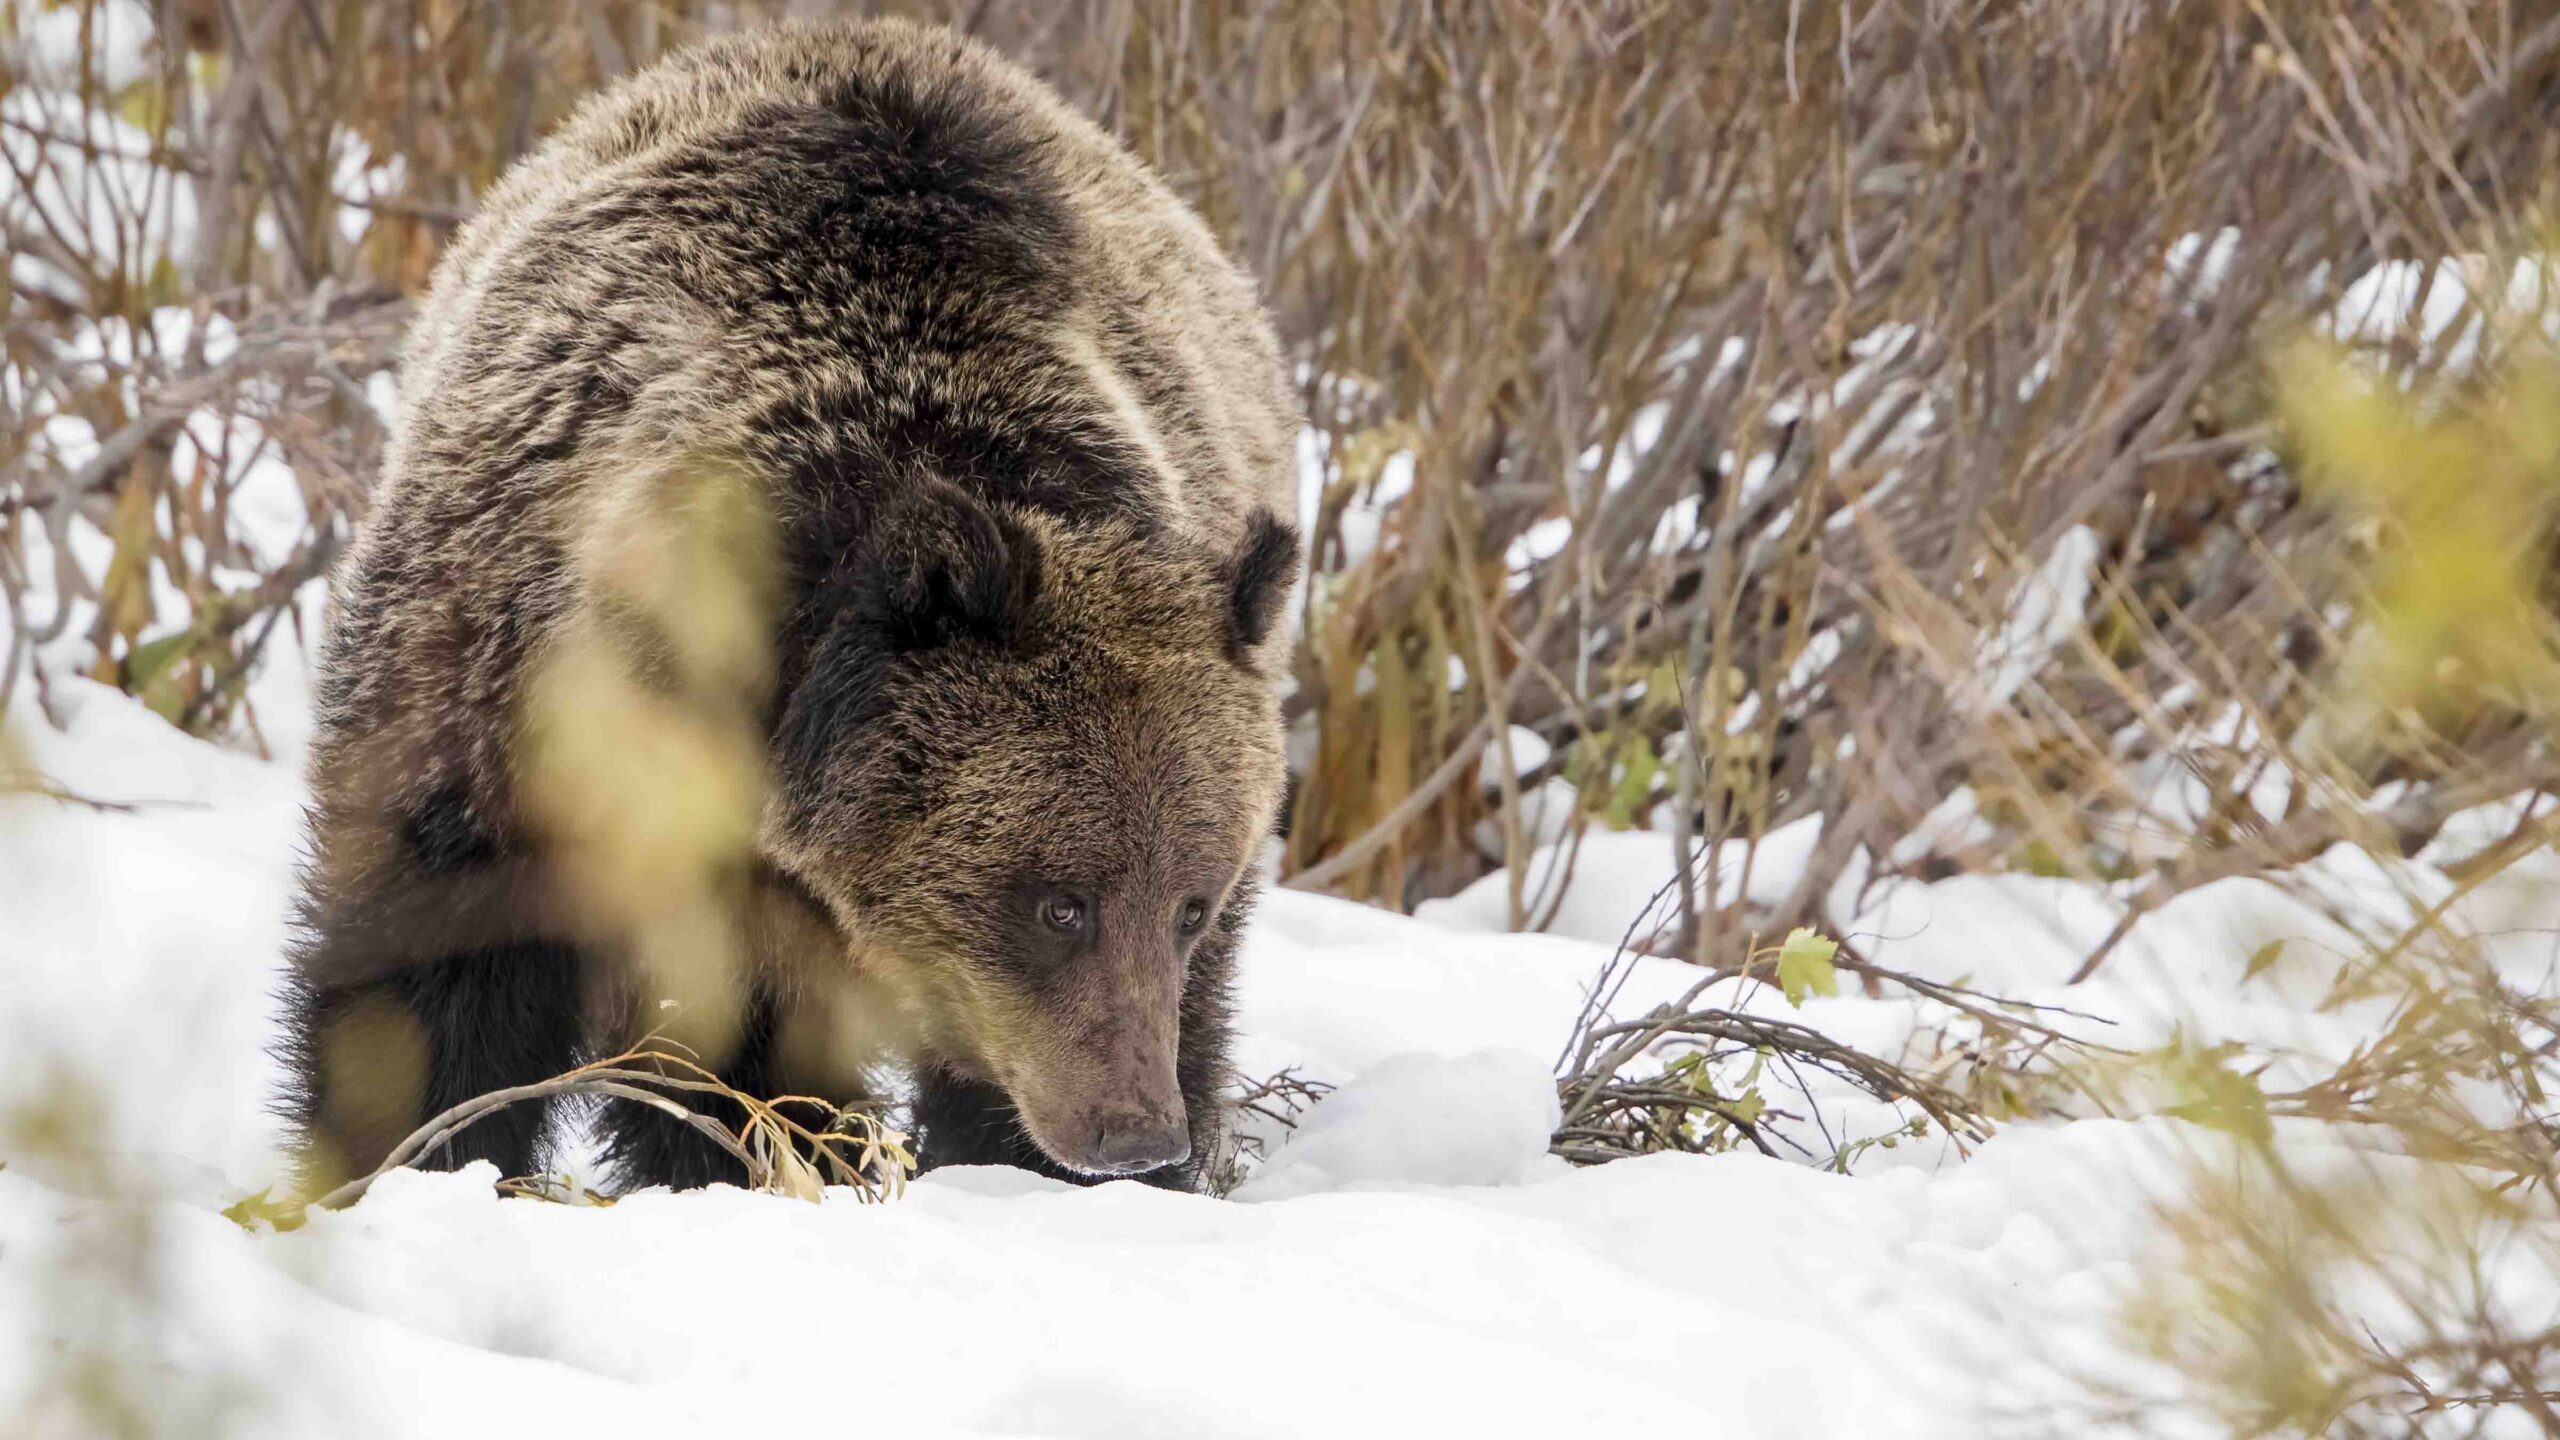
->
[[276, 18, 1301, 1196]]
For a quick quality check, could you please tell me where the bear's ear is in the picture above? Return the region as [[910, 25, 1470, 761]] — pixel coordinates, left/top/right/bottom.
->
[[1223, 510, 1300, 663], [863, 477, 1043, 653]]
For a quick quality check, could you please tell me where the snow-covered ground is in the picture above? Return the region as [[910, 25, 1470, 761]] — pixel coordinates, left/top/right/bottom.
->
[[8, 613, 2554, 1438]]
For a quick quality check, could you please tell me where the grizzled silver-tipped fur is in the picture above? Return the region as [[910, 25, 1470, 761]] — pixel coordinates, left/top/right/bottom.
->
[[277, 18, 1302, 1196]]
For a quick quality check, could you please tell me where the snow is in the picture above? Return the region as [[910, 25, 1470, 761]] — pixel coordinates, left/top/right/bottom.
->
[[2163, 227, 2241, 309], [0, 1110, 2224, 1438], [1292, 427, 1411, 575], [8, 1, 160, 92], [2323, 254, 2559, 370], [1477, 722, 1553, 779], [5, 623, 2557, 1435], [1229, 1049, 1564, 1200], [1419, 816, 1824, 946], [1973, 524, 2102, 710], [1, 87, 199, 277]]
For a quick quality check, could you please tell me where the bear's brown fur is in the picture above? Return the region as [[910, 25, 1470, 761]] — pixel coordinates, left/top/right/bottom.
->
[[278, 18, 1300, 1195]]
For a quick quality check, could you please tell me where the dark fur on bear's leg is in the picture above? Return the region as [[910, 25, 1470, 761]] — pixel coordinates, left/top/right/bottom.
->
[[592, 986, 809, 1193], [911, 1067, 1086, 1183], [280, 937, 585, 1191]]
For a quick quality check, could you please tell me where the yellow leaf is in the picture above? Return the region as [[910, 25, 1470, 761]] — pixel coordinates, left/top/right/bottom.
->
[[220, 1187, 307, 1234], [1775, 926, 1841, 1007]]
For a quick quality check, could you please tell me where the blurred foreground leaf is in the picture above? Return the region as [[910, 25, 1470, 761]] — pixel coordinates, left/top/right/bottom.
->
[[2275, 334, 2560, 732]]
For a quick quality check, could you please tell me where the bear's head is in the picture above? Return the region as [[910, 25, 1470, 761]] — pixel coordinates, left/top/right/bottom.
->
[[771, 478, 1298, 1176]]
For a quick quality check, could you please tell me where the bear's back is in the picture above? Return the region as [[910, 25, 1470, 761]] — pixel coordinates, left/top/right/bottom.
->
[[393, 18, 1292, 538]]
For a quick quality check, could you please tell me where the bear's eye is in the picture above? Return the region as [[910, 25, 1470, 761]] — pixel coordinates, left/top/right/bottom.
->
[[1177, 898, 1209, 934], [1041, 894, 1087, 933]]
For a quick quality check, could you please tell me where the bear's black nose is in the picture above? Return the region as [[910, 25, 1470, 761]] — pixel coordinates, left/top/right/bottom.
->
[[1090, 1116, 1191, 1174]]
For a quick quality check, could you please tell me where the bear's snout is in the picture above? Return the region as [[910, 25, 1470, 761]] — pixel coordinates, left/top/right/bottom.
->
[[998, 1015, 1193, 1178], [1085, 1110, 1192, 1175]]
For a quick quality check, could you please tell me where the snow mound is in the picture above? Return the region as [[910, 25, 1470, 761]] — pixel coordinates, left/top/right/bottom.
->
[[1231, 1048, 1564, 1201]]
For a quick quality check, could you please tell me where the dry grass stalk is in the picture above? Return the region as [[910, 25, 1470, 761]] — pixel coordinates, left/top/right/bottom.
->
[[308, 1046, 913, 1213], [1210, 1064, 1339, 1194]]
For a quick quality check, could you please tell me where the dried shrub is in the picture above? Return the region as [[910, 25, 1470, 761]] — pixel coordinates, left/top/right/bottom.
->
[[13, 4, 2556, 939], [2100, 319, 2560, 1439]]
